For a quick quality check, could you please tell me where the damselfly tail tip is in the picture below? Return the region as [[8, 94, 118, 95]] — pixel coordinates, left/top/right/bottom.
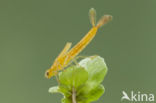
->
[[89, 8, 96, 27], [96, 15, 112, 28], [90, 8, 95, 12], [89, 8, 112, 28]]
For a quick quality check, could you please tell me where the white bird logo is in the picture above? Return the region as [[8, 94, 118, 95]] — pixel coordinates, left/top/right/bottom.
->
[[121, 91, 130, 101]]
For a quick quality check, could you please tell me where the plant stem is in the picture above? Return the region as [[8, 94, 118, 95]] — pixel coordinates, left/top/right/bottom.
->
[[72, 87, 77, 103]]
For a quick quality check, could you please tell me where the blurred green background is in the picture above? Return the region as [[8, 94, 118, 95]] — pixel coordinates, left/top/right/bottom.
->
[[0, 0, 156, 103]]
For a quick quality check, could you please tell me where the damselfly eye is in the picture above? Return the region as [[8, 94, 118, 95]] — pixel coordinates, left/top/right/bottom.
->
[[46, 71, 49, 76], [45, 70, 51, 78]]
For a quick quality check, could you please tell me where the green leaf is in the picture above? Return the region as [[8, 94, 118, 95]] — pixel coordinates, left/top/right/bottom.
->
[[59, 66, 88, 90], [62, 97, 71, 103], [86, 85, 105, 102], [48, 85, 71, 97], [76, 84, 105, 103], [79, 56, 108, 91], [49, 86, 60, 93], [48, 56, 108, 103]]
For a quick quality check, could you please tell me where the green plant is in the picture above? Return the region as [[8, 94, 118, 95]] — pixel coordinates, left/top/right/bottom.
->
[[49, 56, 108, 103]]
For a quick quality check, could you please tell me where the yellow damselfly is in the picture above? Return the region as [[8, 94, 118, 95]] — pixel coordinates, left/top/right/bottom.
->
[[45, 8, 112, 79]]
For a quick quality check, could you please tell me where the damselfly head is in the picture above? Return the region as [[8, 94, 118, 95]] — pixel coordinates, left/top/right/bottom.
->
[[45, 68, 57, 79]]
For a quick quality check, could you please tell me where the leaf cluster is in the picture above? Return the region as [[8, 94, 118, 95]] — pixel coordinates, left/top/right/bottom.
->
[[49, 56, 108, 103]]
